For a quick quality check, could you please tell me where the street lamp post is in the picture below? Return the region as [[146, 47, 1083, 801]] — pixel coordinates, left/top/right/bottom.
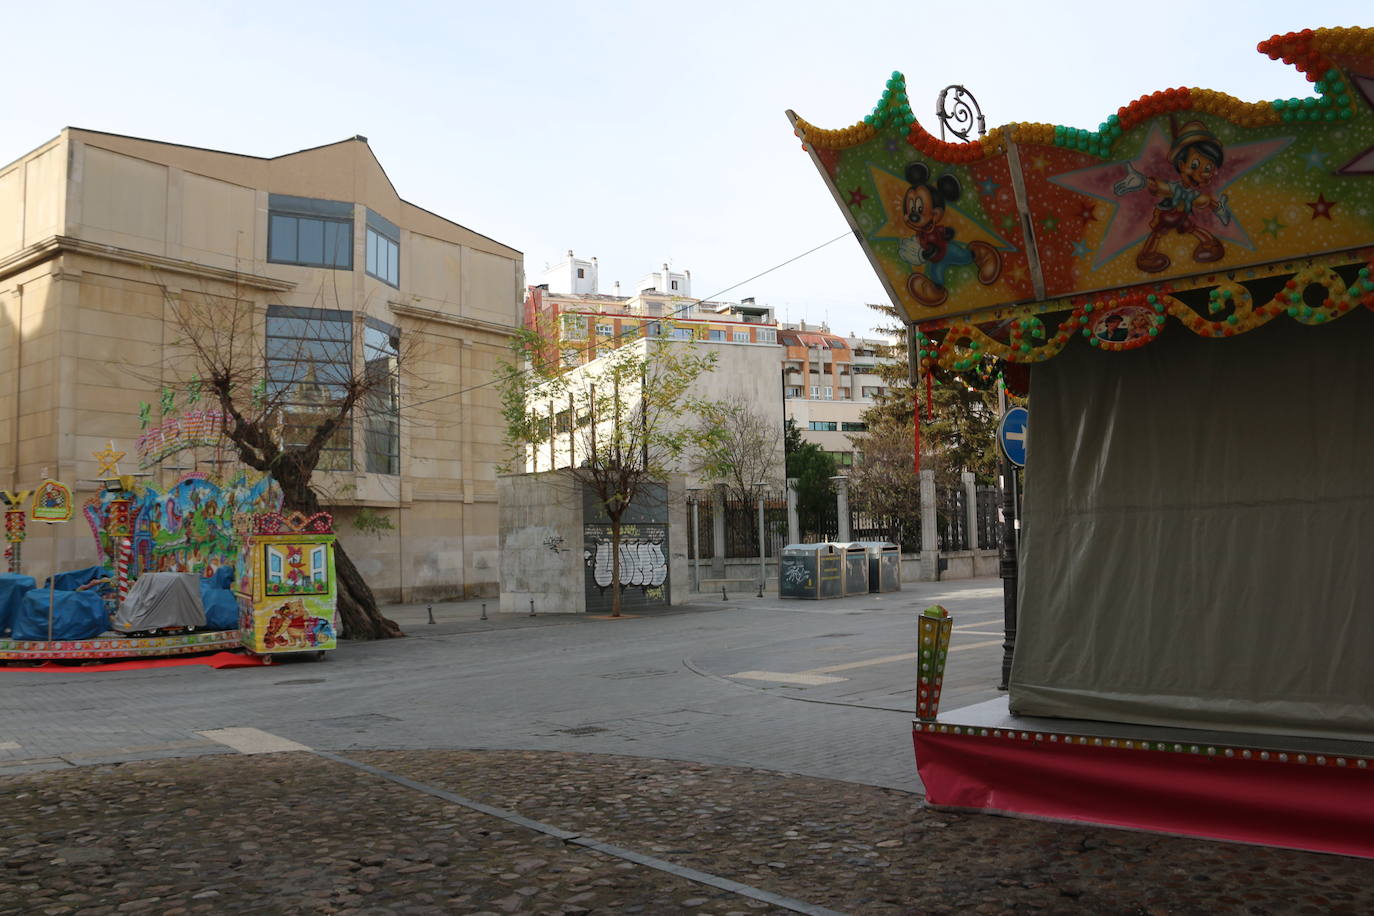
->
[[754, 482, 767, 595]]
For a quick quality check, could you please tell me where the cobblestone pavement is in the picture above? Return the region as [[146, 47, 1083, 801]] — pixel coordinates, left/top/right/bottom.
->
[[3, 748, 1371, 915]]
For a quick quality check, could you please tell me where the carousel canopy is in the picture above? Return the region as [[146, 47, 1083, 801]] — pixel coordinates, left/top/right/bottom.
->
[[788, 27, 1374, 377]]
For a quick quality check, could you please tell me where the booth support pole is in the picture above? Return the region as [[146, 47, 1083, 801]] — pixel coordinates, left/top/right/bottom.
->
[[998, 382, 1019, 691]]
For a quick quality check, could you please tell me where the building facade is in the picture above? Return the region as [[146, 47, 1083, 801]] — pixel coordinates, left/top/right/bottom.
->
[[524, 252, 896, 471], [0, 129, 523, 600], [779, 322, 895, 467]]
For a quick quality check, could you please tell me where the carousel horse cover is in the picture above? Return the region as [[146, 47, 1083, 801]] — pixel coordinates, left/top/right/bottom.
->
[[113, 572, 207, 633]]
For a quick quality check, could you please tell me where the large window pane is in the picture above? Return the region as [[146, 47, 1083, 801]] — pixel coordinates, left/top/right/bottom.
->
[[363, 322, 400, 474], [297, 218, 324, 265], [269, 214, 297, 262], [366, 230, 378, 276], [323, 220, 351, 268], [265, 306, 354, 470]]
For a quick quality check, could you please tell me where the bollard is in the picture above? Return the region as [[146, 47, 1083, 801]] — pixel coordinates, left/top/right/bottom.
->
[[722, 584, 728, 601], [480, 602, 488, 621], [757, 582, 764, 598], [427, 603, 435, 625], [529, 599, 536, 617]]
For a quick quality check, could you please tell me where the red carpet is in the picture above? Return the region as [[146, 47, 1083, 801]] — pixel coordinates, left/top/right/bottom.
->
[[14, 651, 266, 671]]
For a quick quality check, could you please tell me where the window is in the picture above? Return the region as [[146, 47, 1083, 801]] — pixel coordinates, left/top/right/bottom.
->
[[828, 451, 855, 467], [266, 305, 354, 471], [733, 331, 749, 343], [671, 280, 679, 290], [577, 268, 585, 279], [823, 386, 833, 400], [707, 329, 726, 341], [861, 386, 880, 398], [670, 328, 693, 341], [839, 388, 850, 400], [810, 386, 820, 398], [785, 387, 801, 398], [562, 314, 587, 339], [841, 421, 867, 432], [268, 194, 353, 269], [365, 210, 400, 287], [596, 323, 615, 337], [757, 328, 777, 343], [363, 319, 400, 475], [808, 421, 838, 432], [645, 321, 662, 337], [561, 351, 579, 368]]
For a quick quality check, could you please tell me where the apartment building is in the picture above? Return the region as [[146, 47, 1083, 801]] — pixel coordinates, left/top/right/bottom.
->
[[780, 323, 895, 466]]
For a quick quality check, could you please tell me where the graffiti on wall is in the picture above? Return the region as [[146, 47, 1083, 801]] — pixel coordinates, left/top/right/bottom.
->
[[583, 523, 669, 611]]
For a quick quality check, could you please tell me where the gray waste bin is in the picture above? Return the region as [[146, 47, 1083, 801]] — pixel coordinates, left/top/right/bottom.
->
[[831, 542, 870, 596], [856, 541, 901, 592], [780, 543, 843, 599]]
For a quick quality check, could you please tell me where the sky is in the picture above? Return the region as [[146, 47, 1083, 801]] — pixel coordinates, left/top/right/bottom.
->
[[3, 1, 1368, 338]]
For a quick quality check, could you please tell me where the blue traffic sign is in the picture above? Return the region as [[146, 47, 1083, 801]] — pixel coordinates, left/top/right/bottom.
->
[[998, 407, 1028, 467]]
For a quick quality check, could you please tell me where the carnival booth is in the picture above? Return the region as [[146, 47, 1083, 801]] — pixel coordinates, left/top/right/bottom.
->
[[235, 510, 339, 661], [0, 420, 338, 662], [790, 26, 1374, 857]]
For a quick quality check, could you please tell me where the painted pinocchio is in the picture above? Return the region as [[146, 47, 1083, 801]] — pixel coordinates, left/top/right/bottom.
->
[[1113, 118, 1234, 274]]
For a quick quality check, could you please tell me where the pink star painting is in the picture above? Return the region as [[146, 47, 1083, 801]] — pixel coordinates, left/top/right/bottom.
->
[[1051, 123, 1292, 272]]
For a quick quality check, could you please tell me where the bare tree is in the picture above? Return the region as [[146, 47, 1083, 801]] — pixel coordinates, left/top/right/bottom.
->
[[501, 329, 717, 617], [694, 399, 784, 503], [154, 275, 413, 639]]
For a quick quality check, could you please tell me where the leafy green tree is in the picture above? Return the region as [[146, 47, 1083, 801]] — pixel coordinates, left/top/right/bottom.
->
[[859, 303, 1004, 489], [785, 418, 838, 540]]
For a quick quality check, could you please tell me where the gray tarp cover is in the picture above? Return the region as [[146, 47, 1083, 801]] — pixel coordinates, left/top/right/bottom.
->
[[1009, 311, 1374, 741], [113, 572, 207, 632]]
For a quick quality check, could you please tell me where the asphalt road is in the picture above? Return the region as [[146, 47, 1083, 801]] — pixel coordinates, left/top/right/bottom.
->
[[0, 578, 1009, 791]]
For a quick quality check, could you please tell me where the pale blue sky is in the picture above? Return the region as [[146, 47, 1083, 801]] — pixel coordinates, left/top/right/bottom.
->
[[4, 1, 1366, 336]]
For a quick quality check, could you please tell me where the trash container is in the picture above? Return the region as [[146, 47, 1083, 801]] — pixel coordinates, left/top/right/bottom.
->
[[831, 542, 870, 596], [855, 541, 901, 592], [779, 543, 843, 599]]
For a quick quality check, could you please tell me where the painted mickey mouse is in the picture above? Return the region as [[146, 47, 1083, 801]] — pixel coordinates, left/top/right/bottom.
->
[[897, 163, 1002, 308]]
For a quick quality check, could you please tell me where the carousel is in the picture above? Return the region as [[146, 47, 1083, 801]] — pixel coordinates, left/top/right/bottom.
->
[[790, 26, 1374, 857], [0, 397, 339, 665]]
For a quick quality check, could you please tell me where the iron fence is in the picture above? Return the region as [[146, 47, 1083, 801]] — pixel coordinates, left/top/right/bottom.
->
[[975, 486, 1000, 550], [686, 483, 1003, 559], [686, 492, 787, 560]]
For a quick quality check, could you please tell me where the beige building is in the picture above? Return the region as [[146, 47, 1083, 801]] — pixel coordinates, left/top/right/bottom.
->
[[0, 128, 523, 600]]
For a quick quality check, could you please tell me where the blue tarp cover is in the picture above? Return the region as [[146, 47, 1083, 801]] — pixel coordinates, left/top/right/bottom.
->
[[200, 568, 238, 631], [0, 574, 36, 638], [14, 588, 108, 641], [44, 566, 113, 591]]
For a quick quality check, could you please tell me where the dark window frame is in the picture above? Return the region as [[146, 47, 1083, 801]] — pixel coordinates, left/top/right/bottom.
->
[[267, 195, 354, 271], [364, 209, 400, 288], [265, 305, 355, 471], [362, 317, 401, 475]]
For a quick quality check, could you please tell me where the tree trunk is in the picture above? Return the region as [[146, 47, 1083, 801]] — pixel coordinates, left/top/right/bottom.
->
[[610, 513, 622, 618], [334, 540, 403, 639], [276, 470, 402, 640]]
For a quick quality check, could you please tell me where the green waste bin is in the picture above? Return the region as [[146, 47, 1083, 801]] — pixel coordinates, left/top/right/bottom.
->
[[780, 544, 843, 599], [831, 542, 870, 596], [855, 541, 901, 592]]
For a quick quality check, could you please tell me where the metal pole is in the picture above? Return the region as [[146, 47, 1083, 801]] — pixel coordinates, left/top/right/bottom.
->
[[756, 489, 766, 595], [690, 495, 701, 592], [997, 380, 1019, 691]]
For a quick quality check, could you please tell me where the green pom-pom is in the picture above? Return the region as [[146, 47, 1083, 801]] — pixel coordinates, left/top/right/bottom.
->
[[1148, 327, 1159, 337]]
